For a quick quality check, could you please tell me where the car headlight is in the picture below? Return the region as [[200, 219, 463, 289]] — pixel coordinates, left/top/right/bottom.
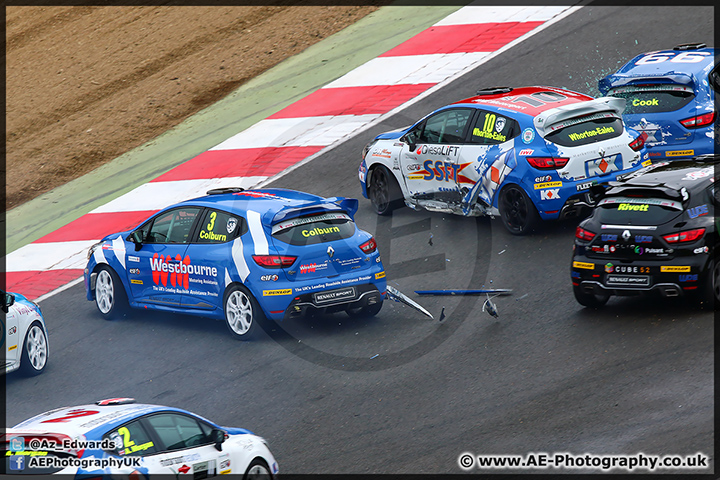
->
[[362, 139, 379, 160], [87, 241, 103, 260]]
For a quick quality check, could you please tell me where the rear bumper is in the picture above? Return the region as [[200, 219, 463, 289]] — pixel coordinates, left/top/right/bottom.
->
[[283, 283, 383, 320]]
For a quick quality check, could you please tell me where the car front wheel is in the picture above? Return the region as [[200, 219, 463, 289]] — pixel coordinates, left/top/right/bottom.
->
[[368, 166, 403, 215], [224, 285, 263, 340], [499, 185, 540, 235], [94, 265, 129, 320], [19, 321, 48, 376]]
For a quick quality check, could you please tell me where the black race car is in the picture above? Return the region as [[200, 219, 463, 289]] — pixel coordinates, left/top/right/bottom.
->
[[571, 155, 718, 308]]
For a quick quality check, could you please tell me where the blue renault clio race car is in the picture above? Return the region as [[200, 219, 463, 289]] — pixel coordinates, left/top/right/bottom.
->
[[359, 86, 648, 235], [84, 188, 386, 339], [599, 43, 718, 160]]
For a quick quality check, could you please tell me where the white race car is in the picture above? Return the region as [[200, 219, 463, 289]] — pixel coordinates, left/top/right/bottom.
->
[[2, 290, 49, 376], [4, 398, 279, 477]]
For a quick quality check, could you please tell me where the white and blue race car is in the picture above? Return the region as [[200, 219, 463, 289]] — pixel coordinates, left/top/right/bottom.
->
[[2, 290, 48, 376], [4, 398, 278, 477], [359, 86, 649, 235]]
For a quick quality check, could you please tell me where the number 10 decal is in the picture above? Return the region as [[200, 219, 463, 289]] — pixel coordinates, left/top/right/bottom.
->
[[507, 91, 567, 108]]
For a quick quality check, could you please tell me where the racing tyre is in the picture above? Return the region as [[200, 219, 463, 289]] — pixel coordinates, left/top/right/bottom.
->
[[499, 185, 540, 235], [19, 321, 48, 376], [243, 458, 272, 479], [368, 166, 403, 216], [224, 285, 263, 340], [698, 260, 719, 310], [94, 265, 129, 320], [573, 284, 610, 308], [346, 300, 383, 318]]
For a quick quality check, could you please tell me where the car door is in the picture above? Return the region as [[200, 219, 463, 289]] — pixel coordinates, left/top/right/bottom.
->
[[399, 108, 473, 201], [139, 413, 227, 477], [127, 207, 202, 306], [181, 208, 247, 310], [459, 109, 520, 207]]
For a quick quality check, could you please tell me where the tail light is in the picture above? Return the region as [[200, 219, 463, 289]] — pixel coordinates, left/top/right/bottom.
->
[[526, 157, 569, 169], [680, 111, 715, 128], [628, 134, 645, 151], [360, 237, 377, 254], [252, 255, 297, 268], [575, 226, 596, 241], [663, 228, 705, 243]]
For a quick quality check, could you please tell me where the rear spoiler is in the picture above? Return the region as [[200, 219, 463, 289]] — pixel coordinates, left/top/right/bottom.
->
[[266, 197, 359, 226], [598, 72, 696, 95], [533, 97, 625, 138]]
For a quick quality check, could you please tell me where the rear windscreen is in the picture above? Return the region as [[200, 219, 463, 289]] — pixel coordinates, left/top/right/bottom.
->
[[545, 114, 624, 147], [596, 196, 683, 226], [607, 85, 694, 114], [272, 212, 356, 246]]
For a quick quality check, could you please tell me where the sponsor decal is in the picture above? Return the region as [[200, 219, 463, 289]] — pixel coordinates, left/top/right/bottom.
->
[[660, 266, 691, 273], [644, 248, 665, 254], [585, 153, 622, 177], [572, 261, 594, 270], [406, 163, 423, 171], [571, 271, 581, 279], [8, 326, 16, 335], [534, 175, 552, 183], [128, 255, 140, 263], [618, 203, 649, 211], [150, 254, 218, 289], [129, 268, 140, 275], [130, 279, 143, 285], [694, 246, 709, 254], [260, 274, 279, 281], [634, 246, 644, 255], [635, 235, 652, 243], [679, 274, 699, 282], [641, 159, 652, 167], [233, 191, 279, 199], [375, 271, 386, 279], [648, 152, 662, 157], [614, 265, 650, 273], [418, 160, 473, 183], [576, 180, 597, 191], [540, 188, 560, 200], [372, 148, 393, 158], [688, 204, 709, 218], [408, 174, 424, 180], [605, 263, 614, 273], [520, 149, 534, 156], [606, 275, 650, 286], [601, 234, 617, 242], [667, 150, 695, 157], [274, 213, 350, 233], [415, 145, 460, 156], [302, 226, 340, 237], [534, 181, 562, 190], [299, 262, 328, 274], [226, 217, 238, 234], [314, 287, 356, 304], [522, 128, 535, 143], [263, 289, 292, 296]]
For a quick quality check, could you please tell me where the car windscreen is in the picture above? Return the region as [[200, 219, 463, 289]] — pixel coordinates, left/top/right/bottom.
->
[[607, 85, 695, 114], [595, 196, 683, 226], [544, 113, 624, 147], [271, 212, 356, 246]]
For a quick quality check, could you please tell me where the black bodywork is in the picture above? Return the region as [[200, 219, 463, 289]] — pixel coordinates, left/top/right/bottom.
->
[[571, 155, 718, 307]]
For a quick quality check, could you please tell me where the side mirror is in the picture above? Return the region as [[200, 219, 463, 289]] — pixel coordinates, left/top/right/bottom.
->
[[2, 293, 14, 313], [212, 428, 226, 451], [131, 230, 144, 251]]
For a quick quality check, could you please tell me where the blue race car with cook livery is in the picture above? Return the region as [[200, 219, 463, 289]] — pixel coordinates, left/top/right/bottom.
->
[[599, 43, 718, 160], [359, 86, 648, 235], [84, 188, 386, 340]]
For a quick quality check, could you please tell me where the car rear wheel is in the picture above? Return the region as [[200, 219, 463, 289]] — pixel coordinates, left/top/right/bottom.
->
[[224, 285, 263, 340], [573, 284, 610, 308], [368, 166, 403, 215], [94, 265, 129, 320], [19, 321, 48, 376], [243, 458, 272, 479], [346, 300, 383, 318], [698, 260, 719, 310], [499, 185, 540, 235]]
